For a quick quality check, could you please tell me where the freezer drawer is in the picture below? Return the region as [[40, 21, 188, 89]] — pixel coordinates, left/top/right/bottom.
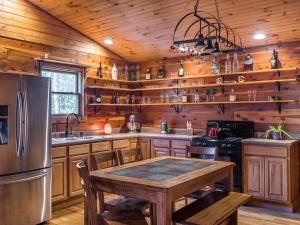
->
[[0, 168, 51, 225]]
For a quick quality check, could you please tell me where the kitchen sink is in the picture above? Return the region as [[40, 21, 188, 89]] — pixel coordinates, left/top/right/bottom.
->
[[52, 136, 102, 143]]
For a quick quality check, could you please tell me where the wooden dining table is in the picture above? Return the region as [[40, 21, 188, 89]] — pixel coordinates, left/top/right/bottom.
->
[[90, 156, 235, 225]]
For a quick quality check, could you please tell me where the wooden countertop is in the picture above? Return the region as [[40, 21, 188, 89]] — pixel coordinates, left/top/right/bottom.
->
[[52, 132, 195, 147], [242, 138, 299, 146]]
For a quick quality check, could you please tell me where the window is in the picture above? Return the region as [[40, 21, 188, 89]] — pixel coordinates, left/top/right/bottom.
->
[[41, 70, 82, 115]]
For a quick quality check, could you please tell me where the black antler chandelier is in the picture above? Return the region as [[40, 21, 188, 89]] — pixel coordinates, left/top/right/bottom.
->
[[171, 0, 243, 58]]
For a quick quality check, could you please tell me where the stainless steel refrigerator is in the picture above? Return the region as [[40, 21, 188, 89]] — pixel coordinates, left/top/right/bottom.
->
[[0, 73, 51, 225]]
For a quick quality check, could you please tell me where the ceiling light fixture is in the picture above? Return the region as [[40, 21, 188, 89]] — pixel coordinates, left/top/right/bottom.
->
[[103, 39, 113, 45], [253, 32, 266, 40]]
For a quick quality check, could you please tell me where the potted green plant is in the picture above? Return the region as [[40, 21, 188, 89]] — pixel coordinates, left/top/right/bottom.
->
[[266, 123, 294, 140]]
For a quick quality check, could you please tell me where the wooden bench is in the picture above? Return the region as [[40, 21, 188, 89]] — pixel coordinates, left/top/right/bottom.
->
[[173, 191, 251, 225]]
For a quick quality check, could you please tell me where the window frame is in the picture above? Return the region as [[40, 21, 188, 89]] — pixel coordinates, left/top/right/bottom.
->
[[39, 61, 85, 117]]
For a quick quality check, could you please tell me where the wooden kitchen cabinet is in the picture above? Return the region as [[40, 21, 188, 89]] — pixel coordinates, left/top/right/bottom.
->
[[264, 157, 288, 202], [152, 147, 171, 157], [171, 140, 190, 157], [151, 138, 171, 157], [52, 158, 68, 203], [243, 155, 265, 198], [151, 138, 190, 158], [139, 138, 151, 159], [51, 147, 68, 203], [242, 139, 299, 212], [113, 139, 130, 150], [68, 153, 90, 197]]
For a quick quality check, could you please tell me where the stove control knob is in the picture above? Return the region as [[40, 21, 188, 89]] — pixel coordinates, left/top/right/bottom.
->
[[221, 143, 226, 148], [227, 144, 232, 148]]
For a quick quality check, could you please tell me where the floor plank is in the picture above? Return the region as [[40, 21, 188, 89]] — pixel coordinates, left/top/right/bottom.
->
[[47, 195, 300, 225]]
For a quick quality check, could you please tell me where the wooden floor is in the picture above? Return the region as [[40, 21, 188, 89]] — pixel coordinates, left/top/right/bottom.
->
[[47, 196, 300, 225]]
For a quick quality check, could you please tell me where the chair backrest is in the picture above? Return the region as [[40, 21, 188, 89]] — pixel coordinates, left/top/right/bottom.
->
[[117, 147, 144, 165], [91, 151, 119, 170], [76, 160, 98, 225], [186, 146, 219, 160]]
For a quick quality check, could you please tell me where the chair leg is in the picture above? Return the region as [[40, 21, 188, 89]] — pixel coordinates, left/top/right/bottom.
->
[[230, 211, 238, 225], [150, 203, 157, 225]]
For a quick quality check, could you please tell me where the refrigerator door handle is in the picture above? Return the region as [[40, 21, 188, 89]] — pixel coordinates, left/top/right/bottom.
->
[[0, 171, 48, 185], [15, 91, 23, 157], [22, 91, 28, 156]]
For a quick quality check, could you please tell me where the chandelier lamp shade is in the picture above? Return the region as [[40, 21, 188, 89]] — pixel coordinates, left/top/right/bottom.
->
[[171, 0, 243, 57]]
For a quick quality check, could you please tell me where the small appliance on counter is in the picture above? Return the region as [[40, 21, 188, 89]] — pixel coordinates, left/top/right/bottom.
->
[[160, 120, 168, 134], [191, 120, 254, 192], [127, 114, 140, 133]]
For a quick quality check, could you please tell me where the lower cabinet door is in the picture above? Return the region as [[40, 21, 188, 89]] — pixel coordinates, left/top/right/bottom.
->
[[52, 158, 68, 202], [152, 147, 171, 157], [68, 154, 90, 197], [171, 149, 187, 157], [265, 157, 288, 202], [243, 155, 265, 198], [139, 138, 151, 159]]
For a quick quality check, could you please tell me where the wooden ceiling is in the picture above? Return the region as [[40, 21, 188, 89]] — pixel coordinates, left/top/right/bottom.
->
[[28, 0, 300, 62]]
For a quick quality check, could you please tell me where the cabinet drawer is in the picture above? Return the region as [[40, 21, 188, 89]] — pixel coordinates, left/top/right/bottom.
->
[[129, 138, 138, 149], [152, 147, 171, 157], [244, 144, 288, 158], [152, 139, 170, 148], [171, 140, 190, 149], [69, 144, 90, 156], [52, 147, 67, 159], [113, 139, 129, 149], [91, 142, 111, 153]]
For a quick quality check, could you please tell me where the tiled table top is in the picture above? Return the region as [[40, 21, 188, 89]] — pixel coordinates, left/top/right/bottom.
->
[[109, 158, 213, 181]]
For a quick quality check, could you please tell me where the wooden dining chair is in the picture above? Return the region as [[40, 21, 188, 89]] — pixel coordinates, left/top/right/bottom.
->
[[76, 160, 148, 225], [91, 151, 119, 171], [117, 147, 143, 165], [185, 146, 220, 200], [90, 151, 153, 224]]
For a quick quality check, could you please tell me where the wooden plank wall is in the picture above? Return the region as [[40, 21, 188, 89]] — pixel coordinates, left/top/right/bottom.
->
[[137, 41, 300, 136], [0, 0, 128, 133]]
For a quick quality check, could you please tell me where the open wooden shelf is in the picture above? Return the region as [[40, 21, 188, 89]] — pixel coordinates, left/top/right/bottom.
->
[[89, 100, 296, 114], [86, 78, 298, 92], [89, 100, 296, 107], [86, 67, 298, 84]]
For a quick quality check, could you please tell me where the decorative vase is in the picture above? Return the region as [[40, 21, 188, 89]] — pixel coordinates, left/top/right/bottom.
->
[[111, 64, 118, 80], [272, 132, 282, 140]]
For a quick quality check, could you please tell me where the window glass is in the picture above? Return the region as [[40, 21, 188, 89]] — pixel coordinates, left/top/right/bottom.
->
[[42, 71, 77, 93], [41, 70, 81, 115]]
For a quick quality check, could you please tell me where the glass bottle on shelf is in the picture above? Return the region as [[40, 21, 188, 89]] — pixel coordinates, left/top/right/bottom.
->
[[211, 57, 220, 75], [125, 64, 129, 80], [111, 64, 118, 80], [115, 92, 120, 104], [271, 49, 279, 69], [225, 54, 232, 74], [244, 54, 253, 71], [178, 60, 185, 77], [182, 90, 188, 103], [145, 68, 152, 80], [136, 65, 140, 80], [232, 53, 240, 73], [194, 89, 200, 103], [97, 63, 103, 78], [157, 63, 165, 79], [229, 89, 237, 102]]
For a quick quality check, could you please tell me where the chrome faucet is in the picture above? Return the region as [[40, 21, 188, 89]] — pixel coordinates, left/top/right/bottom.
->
[[65, 113, 80, 137]]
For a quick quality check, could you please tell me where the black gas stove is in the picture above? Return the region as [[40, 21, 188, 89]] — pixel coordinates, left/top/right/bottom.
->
[[191, 120, 254, 192]]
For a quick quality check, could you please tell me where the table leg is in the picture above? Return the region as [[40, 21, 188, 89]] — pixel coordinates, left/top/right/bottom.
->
[[156, 193, 172, 225], [223, 167, 234, 192]]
